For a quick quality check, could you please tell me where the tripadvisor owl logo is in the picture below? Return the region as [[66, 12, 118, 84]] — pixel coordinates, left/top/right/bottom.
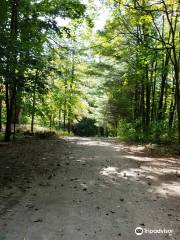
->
[[135, 227, 143, 235], [135, 227, 174, 236]]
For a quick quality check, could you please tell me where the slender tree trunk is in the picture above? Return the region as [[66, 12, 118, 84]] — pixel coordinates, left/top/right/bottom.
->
[[151, 58, 157, 122], [58, 108, 61, 129], [145, 66, 150, 132], [12, 87, 22, 125], [134, 82, 140, 120], [67, 117, 71, 134], [63, 82, 67, 131], [5, 83, 11, 141], [158, 54, 169, 120], [174, 67, 180, 143], [67, 49, 75, 134], [5, 85, 16, 141], [13, 87, 17, 139], [140, 82, 145, 132], [52, 115, 55, 127], [4, 0, 19, 141], [31, 78, 37, 133], [0, 97, 2, 132], [169, 95, 176, 131], [163, 84, 168, 115], [49, 115, 52, 129]]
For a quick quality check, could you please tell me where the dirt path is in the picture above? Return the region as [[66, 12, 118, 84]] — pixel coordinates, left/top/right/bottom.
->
[[0, 137, 180, 240]]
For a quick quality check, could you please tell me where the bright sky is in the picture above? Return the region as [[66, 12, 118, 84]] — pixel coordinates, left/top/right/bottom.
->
[[94, 6, 110, 31], [56, 0, 110, 32]]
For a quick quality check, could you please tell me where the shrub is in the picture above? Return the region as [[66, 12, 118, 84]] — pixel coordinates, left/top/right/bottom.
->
[[117, 120, 137, 141], [73, 118, 98, 137]]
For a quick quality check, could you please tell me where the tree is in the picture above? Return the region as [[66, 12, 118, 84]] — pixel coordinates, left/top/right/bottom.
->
[[87, 0, 180, 143], [0, 0, 86, 141]]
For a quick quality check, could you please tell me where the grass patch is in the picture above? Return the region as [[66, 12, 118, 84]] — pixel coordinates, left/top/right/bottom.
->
[[0, 125, 74, 142]]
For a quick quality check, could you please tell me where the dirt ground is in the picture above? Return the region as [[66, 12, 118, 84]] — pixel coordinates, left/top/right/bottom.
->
[[0, 137, 180, 240]]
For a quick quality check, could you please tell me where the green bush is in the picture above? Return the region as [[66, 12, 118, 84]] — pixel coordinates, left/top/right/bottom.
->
[[73, 118, 98, 136], [117, 120, 138, 141], [117, 120, 177, 144]]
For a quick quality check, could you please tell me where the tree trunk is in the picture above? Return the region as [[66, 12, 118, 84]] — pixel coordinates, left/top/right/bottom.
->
[[140, 83, 145, 132], [12, 88, 22, 125], [4, 0, 19, 141], [58, 108, 61, 129], [5, 83, 11, 141], [174, 67, 180, 144], [31, 79, 36, 133], [145, 66, 150, 132], [0, 97, 2, 132], [151, 58, 157, 122], [63, 79, 67, 131], [5, 84, 16, 141], [13, 88, 17, 139], [157, 54, 169, 120], [67, 49, 75, 134], [168, 98, 176, 131], [49, 115, 52, 129], [134, 82, 140, 120]]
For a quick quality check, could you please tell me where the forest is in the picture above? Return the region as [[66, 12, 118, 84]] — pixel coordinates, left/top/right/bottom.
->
[[0, 0, 180, 145], [0, 1, 180, 239]]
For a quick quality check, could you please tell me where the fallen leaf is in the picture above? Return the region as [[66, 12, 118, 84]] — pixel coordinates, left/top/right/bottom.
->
[[34, 218, 43, 223]]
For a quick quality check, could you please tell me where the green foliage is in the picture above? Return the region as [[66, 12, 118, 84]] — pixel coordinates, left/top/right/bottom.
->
[[88, 0, 180, 145], [0, 0, 179, 147], [117, 120, 137, 141], [73, 117, 98, 136], [117, 120, 177, 144], [0, 0, 88, 140]]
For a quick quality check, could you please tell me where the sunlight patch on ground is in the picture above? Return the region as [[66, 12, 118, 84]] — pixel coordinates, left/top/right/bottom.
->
[[123, 155, 180, 166], [66, 137, 113, 147], [100, 166, 120, 176], [112, 146, 123, 152], [141, 165, 178, 176], [113, 145, 146, 152], [129, 145, 146, 152], [123, 155, 154, 162], [76, 140, 112, 147], [149, 182, 180, 197], [99, 164, 180, 198], [100, 166, 158, 181], [100, 166, 139, 180], [66, 137, 180, 198]]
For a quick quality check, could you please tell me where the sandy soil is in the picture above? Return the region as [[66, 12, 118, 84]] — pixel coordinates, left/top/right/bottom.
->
[[0, 137, 180, 240]]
